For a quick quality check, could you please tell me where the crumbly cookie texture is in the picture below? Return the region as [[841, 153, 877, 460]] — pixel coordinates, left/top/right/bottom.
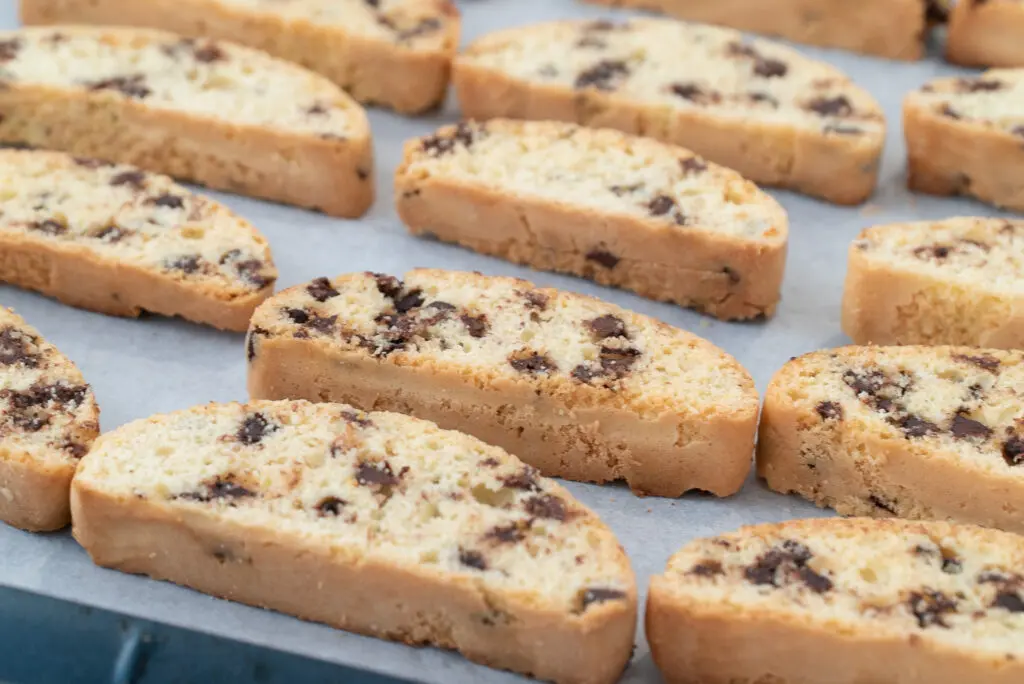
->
[[647, 518, 1024, 684], [947, 0, 1024, 68], [842, 218, 1024, 349], [0, 26, 374, 216], [453, 18, 884, 205], [904, 71, 1024, 212], [0, 149, 276, 331], [581, 0, 931, 60], [247, 269, 759, 498], [21, 0, 461, 114], [71, 399, 636, 684], [757, 346, 1024, 534], [0, 308, 99, 531], [395, 119, 788, 320]]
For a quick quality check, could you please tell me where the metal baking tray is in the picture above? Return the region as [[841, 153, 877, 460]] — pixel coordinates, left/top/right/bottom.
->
[[0, 1, 1014, 682]]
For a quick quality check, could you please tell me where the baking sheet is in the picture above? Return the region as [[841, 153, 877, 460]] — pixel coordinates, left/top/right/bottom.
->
[[0, 1, 1015, 682]]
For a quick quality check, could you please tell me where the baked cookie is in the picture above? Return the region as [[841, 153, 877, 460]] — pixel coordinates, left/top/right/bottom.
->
[[453, 18, 885, 204], [581, 0, 931, 60], [395, 120, 788, 320], [246, 269, 759, 498], [757, 346, 1024, 533], [0, 26, 373, 217], [71, 399, 636, 684], [0, 308, 99, 531], [0, 149, 276, 331], [647, 517, 1024, 684], [947, 0, 1024, 68], [842, 218, 1024, 349], [904, 71, 1024, 212], [21, 0, 460, 114]]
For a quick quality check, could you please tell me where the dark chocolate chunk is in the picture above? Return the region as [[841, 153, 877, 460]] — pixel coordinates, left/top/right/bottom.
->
[[246, 326, 268, 362], [178, 476, 255, 503], [798, 567, 834, 594], [29, 219, 66, 236], [907, 589, 957, 628], [459, 548, 487, 571], [753, 57, 787, 78], [501, 468, 541, 491], [953, 354, 1000, 372], [897, 414, 940, 438], [461, 314, 488, 338], [486, 522, 526, 544], [955, 78, 1004, 93], [913, 244, 952, 260], [807, 95, 853, 117], [669, 82, 719, 105], [1004, 436, 1024, 467], [315, 496, 346, 517], [167, 255, 203, 274], [521, 291, 549, 310], [340, 409, 373, 428], [609, 183, 643, 196], [148, 194, 185, 209], [648, 195, 676, 216], [586, 249, 620, 269], [579, 588, 627, 611], [192, 43, 226, 63], [992, 592, 1024, 613], [109, 170, 147, 189], [236, 413, 278, 445], [816, 401, 844, 421], [306, 277, 340, 302], [950, 414, 992, 440], [355, 461, 400, 487], [680, 157, 708, 174], [0, 38, 21, 62], [421, 122, 476, 157], [232, 259, 272, 289], [92, 224, 131, 243], [394, 289, 425, 313], [599, 346, 641, 377], [509, 352, 557, 375], [87, 74, 151, 99], [0, 327, 39, 367], [689, 560, 724, 577], [575, 60, 630, 90], [63, 442, 89, 459], [524, 494, 568, 521], [588, 315, 627, 340], [744, 539, 830, 592], [373, 273, 404, 299]]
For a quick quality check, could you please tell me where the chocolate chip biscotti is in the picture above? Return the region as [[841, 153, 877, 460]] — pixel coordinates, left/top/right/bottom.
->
[[453, 19, 885, 205], [0, 26, 373, 217], [581, 0, 931, 60], [904, 72, 1024, 212], [395, 120, 788, 321], [21, 0, 460, 114], [947, 0, 1024, 68], [647, 518, 1024, 684], [247, 270, 759, 498], [0, 149, 276, 331], [71, 400, 636, 684], [758, 346, 1024, 533], [0, 308, 99, 531], [842, 218, 1024, 349]]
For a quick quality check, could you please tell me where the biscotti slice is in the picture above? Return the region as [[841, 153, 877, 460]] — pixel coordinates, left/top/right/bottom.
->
[[947, 0, 1024, 68], [395, 120, 788, 320], [0, 308, 99, 531], [0, 149, 276, 331], [71, 400, 636, 684], [647, 518, 1024, 684], [453, 19, 885, 205], [246, 269, 760, 497], [21, 0, 460, 114], [581, 0, 930, 60], [842, 218, 1024, 349], [0, 26, 373, 217], [904, 71, 1024, 211], [757, 346, 1024, 533]]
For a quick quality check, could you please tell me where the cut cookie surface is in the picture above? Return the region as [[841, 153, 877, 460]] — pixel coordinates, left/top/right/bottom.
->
[[247, 269, 759, 497], [72, 399, 636, 684]]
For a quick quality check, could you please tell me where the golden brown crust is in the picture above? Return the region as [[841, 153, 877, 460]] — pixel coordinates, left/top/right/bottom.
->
[[0, 450, 77, 531], [947, 0, 1024, 68], [21, 0, 461, 114], [583, 0, 927, 60]]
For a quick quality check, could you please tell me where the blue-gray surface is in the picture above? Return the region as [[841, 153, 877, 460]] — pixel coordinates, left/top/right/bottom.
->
[[0, 2, 1013, 683]]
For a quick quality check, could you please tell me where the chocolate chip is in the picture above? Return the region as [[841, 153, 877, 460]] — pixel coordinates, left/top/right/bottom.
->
[[588, 315, 627, 340], [501, 468, 541, 491], [575, 60, 630, 90], [0, 38, 21, 62], [753, 57, 787, 78], [63, 442, 88, 459], [284, 308, 336, 335], [167, 255, 203, 274], [246, 326, 268, 362], [914, 244, 951, 260], [669, 82, 719, 105], [898, 415, 940, 438], [953, 354, 1000, 372], [355, 461, 400, 487], [148, 194, 185, 209], [907, 590, 957, 628], [509, 352, 557, 375], [461, 314, 488, 338], [939, 104, 961, 120], [421, 122, 476, 157], [192, 43, 226, 63], [955, 78, 1004, 93], [236, 413, 278, 445], [993, 592, 1024, 613], [1004, 437, 1024, 467], [373, 273, 403, 299], [807, 96, 853, 117], [648, 195, 675, 216], [609, 183, 643, 196], [689, 560, 724, 577], [579, 588, 627, 612], [951, 414, 992, 440], [599, 346, 641, 377], [586, 249, 620, 269], [306, 103, 328, 116], [524, 494, 568, 521], [105, 171, 146, 190], [0, 328, 39, 368], [394, 290, 424, 313], [179, 476, 255, 503], [87, 74, 151, 99], [29, 219, 66, 236], [231, 259, 271, 289], [745, 539, 816, 587], [680, 157, 708, 174], [521, 291, 549, 311], [340, 409, 373, 428], [285, 308, 309, 325], [748, 92, 779, 107], [816, 401, 843, 421], [459, 549, 487, 571], [799, 567, 834, 594], [315, 496, 346, 517], [486, 522, 526, 544]]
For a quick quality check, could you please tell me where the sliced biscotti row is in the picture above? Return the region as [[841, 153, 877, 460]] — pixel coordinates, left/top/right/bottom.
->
[[21, 0, 461, 114], [247, 269, 760, 498], [904, 71, 1024, 212], [453, 19, 885, 204], [396, 120, 788, 321], [0, 149, 276, 331], [758, 346, 1024, 533], [843, 218, 1024, 349], [582, 0, 933, 60], [947, 0, 1024, 68], [647, 518, 1024, 684], [0, 308, 99, 531], [71, 400, 636, 684], [0, 26, 373, 217]]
